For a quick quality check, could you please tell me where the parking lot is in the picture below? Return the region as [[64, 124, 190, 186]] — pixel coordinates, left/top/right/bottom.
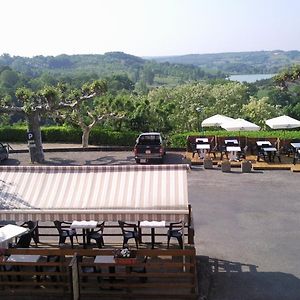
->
[[4, 148, 300, 299]]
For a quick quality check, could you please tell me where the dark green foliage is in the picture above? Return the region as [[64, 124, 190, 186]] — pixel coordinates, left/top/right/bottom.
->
[[0, 126, 138, 146], [0, 126, 27, 142], [151, 50, 300, 75], [41, 126, 82, 143], [0, 52, 221, 89], [89, 128, 137, 146], [1, 126, 300, 147]]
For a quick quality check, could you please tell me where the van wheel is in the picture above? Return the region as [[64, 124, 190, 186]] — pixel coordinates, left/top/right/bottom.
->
[[135, 159, 140, 164]]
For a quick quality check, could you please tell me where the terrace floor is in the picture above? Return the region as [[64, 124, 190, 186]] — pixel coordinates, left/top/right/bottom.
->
[[186, 152, 300, 172]]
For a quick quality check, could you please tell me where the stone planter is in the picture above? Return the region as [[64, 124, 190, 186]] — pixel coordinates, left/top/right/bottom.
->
[[203, 158, 213, 169], [221, 160, 231, 172], [241, 160, 252, 173]]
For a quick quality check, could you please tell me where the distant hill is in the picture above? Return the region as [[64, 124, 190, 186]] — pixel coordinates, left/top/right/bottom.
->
[[146, 50, 300, 74], [0, 52, 222, 86]]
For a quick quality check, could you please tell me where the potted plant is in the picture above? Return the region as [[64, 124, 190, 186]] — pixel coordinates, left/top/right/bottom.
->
[[113, 246, 137, 265]]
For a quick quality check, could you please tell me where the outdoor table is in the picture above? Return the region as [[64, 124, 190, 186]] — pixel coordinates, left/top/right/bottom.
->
[[6, 254, 42, 281], [196, 144, 210, 159], [226, 146, 241, 161], [256, 141, 271, 146], [140, 221, 166, 249], [196, 144, 210, 150], [262, 147, 277, 162], [225, 139, 238, 145], [6, 254, 41, 263], [195, 138, 209, 143], [94, 255, 115, 264], [71, 220, 98, 248], [291, 143, 300, 164], [94, 255, 116, 281], [0, 224, 29, 248]]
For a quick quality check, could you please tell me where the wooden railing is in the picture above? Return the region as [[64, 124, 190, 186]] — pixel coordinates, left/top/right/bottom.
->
[[1, 219, 194, 248], [0, 248, 198, 300]]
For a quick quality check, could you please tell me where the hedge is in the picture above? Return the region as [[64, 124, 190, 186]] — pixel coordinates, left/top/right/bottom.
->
[[0, 126, 138, 146], [1, 126, 300, 148]]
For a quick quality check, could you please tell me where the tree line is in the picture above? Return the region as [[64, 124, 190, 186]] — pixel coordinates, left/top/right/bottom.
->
[[1, 56, 300, 163]]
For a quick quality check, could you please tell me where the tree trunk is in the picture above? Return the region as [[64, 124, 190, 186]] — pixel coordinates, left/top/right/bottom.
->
[[82, 127, 91, 148], [27, 112, 45, 163]]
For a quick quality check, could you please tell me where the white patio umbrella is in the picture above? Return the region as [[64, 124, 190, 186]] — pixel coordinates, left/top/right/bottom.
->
[[265, 115, 300, 129], [221, 118, 261, 144], [221, 118, 261, 132], [201, 114, 234, 127], [201, 114, 235, 147]]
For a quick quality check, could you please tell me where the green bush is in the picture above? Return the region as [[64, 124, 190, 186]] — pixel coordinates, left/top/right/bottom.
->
[[1, 125, 299, 148], [41, 126, 82, 143], [0, 126, 27, 142], [90, 128, 137, 146]]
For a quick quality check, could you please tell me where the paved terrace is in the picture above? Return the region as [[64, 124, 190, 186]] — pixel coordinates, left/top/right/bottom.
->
[[2, 144, 300, 299]]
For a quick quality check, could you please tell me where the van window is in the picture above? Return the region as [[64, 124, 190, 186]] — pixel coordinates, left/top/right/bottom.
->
[[138, 135, 161, 146]]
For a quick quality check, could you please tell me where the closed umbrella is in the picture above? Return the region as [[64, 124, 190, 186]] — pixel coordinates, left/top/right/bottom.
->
[[265, 115, 300, 129]]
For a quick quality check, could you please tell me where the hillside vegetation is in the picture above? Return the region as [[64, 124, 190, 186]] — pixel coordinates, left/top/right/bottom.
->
[[0, 52, 222, 89], [149, 50, 300, 75]]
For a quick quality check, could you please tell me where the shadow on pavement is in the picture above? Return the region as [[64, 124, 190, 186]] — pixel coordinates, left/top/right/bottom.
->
[[197, 256, 300, 300], [84, 154, 135, 165], [1, 158, 21, 166]]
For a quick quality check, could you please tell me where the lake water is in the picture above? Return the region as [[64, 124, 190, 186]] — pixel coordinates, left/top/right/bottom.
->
[[229, 74, 276, 83]]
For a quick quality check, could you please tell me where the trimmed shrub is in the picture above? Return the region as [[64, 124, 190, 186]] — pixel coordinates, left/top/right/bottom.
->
[[41, 126, 81, 143], [0, 126, 27, 142]]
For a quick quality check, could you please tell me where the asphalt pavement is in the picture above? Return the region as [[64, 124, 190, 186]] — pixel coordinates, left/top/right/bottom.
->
[[3, 145, 300, 299]]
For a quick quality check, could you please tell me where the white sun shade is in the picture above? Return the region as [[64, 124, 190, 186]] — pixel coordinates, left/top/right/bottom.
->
[[201, 114, 234, 127], [221, 118, 260, 131], [0, 165, 189, 222], [266, 115, 300, 129]]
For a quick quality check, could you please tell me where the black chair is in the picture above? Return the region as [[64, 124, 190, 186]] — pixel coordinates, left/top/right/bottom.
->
[[14, 222, 38, 248], [87, 221, 105, 248], [20, 221, 39, 246], [54, 221, 78, 248], [118, 221, 140, 249], [167, 221, 184, 249], [15, 232, 32, 248], [237, 145, 248, 160], [190, 142, 198, 158]]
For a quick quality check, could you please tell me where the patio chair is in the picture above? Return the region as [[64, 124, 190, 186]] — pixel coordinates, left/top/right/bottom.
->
[[13, 222, 38, 248], [15, 231, 32, 248], [118, 221, 140, 249], [87, 221, 105, 248], [54, 220, 78, 248], [167, 221, 184, 249], [20, 221, 39, 246], [237, 145, 248, 160], [190, 142, 198, 158]]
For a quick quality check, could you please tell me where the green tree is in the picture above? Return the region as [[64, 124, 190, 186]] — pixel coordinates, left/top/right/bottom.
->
[[241, 96, 281, 129], [0, 80, 107, 162]]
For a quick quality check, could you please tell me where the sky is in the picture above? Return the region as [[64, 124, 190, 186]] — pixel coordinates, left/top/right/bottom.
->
[[1, 0, 300, 57]]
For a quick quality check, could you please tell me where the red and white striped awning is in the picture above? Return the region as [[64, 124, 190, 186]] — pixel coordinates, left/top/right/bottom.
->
[[0, 165, 189, 222]]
